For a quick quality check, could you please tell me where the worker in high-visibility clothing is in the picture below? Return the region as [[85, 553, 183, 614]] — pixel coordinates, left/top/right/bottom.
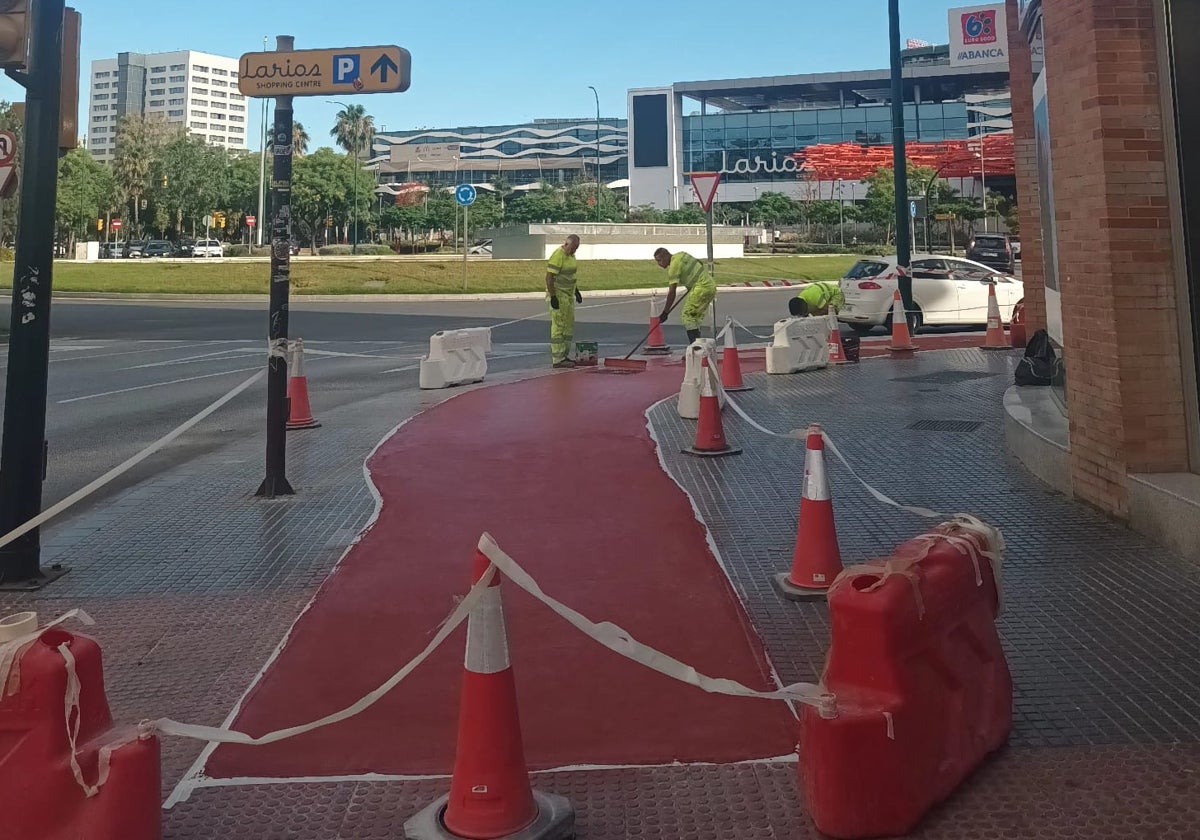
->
[[545, 234, 583, 368], [654, 247, 715, 343], [788, 280, 845, 317]]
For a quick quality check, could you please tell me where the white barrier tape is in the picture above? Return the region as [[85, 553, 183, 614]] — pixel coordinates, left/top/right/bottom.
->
[[475, 534, 833, 712], [488, 297, 646, 330], [720, 393, 944, 520], [152, 566, 497, 746], [0, 609, 94, 699], [0, 371, 265, 557], [268, 339, 290, 360]]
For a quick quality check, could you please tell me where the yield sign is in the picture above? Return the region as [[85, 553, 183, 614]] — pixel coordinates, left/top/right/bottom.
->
[[690, 172, 721, 213]]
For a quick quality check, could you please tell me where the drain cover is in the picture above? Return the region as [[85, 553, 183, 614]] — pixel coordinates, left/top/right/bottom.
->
[[907, 420, 984, 432]]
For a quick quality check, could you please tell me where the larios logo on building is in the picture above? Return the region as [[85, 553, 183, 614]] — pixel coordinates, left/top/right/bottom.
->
[[948, 4, 1009, 68]]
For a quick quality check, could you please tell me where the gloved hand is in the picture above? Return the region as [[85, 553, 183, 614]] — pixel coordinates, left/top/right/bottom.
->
[[575, 289, 583, 304], [549, 295, 559, 310]]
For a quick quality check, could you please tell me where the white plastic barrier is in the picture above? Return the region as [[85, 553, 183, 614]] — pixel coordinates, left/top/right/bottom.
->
[[766, 316, 833, 375], [678, 339, 725, 419], [418, 327, 492, 390]]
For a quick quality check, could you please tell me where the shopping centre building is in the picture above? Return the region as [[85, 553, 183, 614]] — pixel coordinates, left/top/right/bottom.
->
[[1005, 0, 1200, 557]]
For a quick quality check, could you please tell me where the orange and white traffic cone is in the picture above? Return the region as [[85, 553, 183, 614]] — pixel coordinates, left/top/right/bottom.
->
[[774, 425, 843, 600], [720, 317, 752, 392], [887, 291, 916, 355], [683, 357, 741, 457], [286, 339, 321, 430], [644, 294, 670, 355], [827, 324, 848, 365], [406, 541, 575, 840], [982, 284, 1008, 351]]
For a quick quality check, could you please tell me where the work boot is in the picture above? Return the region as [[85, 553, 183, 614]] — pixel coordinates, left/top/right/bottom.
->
[[553, 359, 576, 369]]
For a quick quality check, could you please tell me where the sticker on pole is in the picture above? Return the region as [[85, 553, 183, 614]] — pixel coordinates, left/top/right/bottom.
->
[[690, 172, 721, 213]]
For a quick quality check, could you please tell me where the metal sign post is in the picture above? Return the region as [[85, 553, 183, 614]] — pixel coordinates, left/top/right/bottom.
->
[[690, 172, 722, 333], [241, 37, 412, 499], [256, 36, 297, 499], [0, 0, 67, 589], [455, 184, 476, 291]]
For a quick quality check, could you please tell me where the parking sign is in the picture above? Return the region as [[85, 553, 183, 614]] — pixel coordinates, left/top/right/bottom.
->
[[333, 54, 361, 86]]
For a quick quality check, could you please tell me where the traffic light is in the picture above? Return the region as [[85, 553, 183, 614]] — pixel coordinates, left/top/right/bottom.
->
[[161, 175, 167, 188], [96, 218, 102, 231], [215, 212, 226, 229], [0, 1, 29, 70]]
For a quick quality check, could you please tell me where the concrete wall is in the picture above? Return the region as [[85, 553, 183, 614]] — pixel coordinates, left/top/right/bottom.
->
[[482, 223, 748, 262]]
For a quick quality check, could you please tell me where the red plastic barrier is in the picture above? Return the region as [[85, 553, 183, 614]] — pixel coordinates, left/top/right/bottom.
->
[[0, 629, 161, 840], [799, 521, 1011, 839]]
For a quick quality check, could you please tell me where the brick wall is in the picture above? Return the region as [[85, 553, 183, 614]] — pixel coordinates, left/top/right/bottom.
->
[[1041, 0, 1190, 516], [1006, 0, 1047, 333]]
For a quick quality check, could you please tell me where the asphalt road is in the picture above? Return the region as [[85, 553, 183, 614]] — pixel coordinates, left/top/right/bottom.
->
[[0, 289, 803, 519]]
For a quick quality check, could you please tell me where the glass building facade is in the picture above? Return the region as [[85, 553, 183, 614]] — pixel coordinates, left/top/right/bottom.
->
[[681, 102, 972, 182]]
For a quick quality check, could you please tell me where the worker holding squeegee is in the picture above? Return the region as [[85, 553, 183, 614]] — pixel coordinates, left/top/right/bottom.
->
[[654, 247, 715, 344], [546, 234, 583, 368]]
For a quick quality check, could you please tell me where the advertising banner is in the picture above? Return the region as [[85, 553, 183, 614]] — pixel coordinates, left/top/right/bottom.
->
[[948, 4, 1009, 68]]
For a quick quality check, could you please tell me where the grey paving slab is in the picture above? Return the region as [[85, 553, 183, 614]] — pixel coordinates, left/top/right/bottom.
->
[[648, 348, 1200, 749]]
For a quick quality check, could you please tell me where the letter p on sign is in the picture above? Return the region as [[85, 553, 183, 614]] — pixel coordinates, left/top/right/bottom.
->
[[333, 54, 360, 85]]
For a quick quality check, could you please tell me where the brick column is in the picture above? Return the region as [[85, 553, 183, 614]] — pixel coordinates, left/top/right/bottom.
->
[[1006, 0, 1047, 333], [1043, 0, 1190, 516]]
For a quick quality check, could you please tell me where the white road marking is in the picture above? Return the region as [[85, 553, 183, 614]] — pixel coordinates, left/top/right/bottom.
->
[[124, 346, 255, 370], [57, 366, 263, 404]]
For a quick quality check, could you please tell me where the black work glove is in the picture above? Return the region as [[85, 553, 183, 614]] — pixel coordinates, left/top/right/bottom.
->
[[575, 289, 583, 304], [549, 295, 559, 310]]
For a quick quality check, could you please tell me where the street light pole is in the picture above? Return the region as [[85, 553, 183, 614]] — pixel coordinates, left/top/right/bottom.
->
[[588, 85, 601, 222], [837, 179, 844, 248], [888, 0, 914, 316], [256, 36, 268, 249]]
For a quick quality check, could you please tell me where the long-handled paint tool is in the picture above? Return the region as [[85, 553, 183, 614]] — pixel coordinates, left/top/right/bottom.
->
[[602, 298, 681, 372]]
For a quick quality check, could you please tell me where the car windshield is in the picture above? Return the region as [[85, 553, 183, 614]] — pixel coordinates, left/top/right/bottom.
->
[[844, 260, 889, 280], [974, 236, 1006, 248]]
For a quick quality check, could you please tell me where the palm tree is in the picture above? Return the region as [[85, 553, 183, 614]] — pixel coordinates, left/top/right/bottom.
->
[[330, 104, 375, 161], [292, 121, 310, 157], [488, 174, 513, 214]]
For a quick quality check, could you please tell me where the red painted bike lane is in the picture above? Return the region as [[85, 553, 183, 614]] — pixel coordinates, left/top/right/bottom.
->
[[206, 362, 795, 779]]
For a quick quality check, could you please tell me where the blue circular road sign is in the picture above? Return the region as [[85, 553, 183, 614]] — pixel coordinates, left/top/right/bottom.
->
[[910, 200, 918, 219], [455, 184, 477, 207]]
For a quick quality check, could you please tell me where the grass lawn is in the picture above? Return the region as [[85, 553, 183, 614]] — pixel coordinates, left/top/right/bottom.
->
[[23, 255, 860, 296]]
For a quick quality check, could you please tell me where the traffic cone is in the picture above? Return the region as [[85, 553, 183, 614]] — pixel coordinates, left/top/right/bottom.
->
[[286, 339, 321, 430], [644, 294, 670, 355], [982, 284, 1008, 351], [774, 425, 843, 601], [887, 291, 916, 355], [720, 317, 753, 392], [682, 358, 741, 457], [406, 540, 575, 840], [827, 324, 848, 365]]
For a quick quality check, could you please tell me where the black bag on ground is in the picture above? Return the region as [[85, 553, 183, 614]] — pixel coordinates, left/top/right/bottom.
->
[[841, 334, 861, 363], [1015, 328, 1057, 386]]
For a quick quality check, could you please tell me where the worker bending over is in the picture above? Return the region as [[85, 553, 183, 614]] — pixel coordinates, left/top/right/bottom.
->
[[788, 279, 845, 318], [653, 247, 715, 343], [545, 234, 583, 368]]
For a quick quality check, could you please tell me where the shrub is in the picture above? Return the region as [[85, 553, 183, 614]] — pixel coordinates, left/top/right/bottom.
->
[[317, 244, 394, 256]]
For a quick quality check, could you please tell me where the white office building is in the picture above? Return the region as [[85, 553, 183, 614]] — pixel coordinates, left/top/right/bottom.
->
[[86, 50, 248, 162]]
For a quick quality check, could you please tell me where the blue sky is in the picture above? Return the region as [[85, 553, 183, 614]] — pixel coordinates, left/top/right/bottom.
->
[[0, 0, 959, 151]]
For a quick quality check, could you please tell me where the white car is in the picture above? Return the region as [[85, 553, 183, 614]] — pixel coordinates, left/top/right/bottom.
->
[[837, 255, 1024, 334], [191, 239, 224, 258]]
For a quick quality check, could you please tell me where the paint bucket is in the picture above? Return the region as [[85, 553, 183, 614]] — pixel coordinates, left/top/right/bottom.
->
[[575, 341, 598, 366]]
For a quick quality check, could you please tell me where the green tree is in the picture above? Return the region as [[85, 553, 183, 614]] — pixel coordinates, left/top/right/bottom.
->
[[664, 206, 705, 224], [292, 147, 353, 249], [330, 104, 375, 160], [155, 135, 232, 238], [488, 174, 513, 213], [627, 204, 665, 223], [507, 185, 562, 224], [56, 148, 115, 247], [561, 179, 621, 222], [111, 115, 177, 237], [750, 192, 800, 227], [465, 192, 503, 232]]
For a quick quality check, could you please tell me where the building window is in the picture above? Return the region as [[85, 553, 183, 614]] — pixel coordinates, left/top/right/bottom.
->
[[94, 71, 110, 78], [191, 76, 207, 84], [93, 93, 108, 100], [192, 65, 208, 72], [189, 121, 205, 130], [150, 88, 164, 96], [150, 77, 164, 85], [211, 90, 226, 98], [210, 113, 225, 121], [230, 93, 244, 101], [169, 87, 184, 94], [149, 99, 164, 107], [210, 79, 227, 88], [229, 104, 245, 113], [170, 63, 184, 71], [190, 110, 207, 118], [211, 67, 228, 77], [210, 101, 226, 110], [190, 98, 206, 106], [170, 75, 185, 83], [168, 110, 184, 118], [150, 65, 166, 73], [229, 115, 244, 124], [169, 98, 184, 106]]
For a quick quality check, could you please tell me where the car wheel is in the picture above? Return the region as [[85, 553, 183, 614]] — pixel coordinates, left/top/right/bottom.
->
[[883, 305, 923, 335]]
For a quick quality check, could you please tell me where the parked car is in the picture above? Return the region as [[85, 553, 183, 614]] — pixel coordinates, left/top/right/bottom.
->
[[191, 239, 223, 258], [99, 242, 125, 259], [123, 240, 148, 259], [837, 255, 1024, 334], [467, 238, 493, 256], [143, 240, 173, 258], [965, 233, 1015, 273], [174, 239, 195, 257]]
